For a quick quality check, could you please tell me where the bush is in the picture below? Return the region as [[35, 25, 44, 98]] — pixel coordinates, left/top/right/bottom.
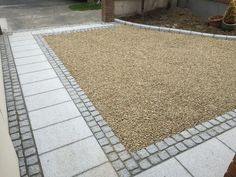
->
[[223, 0, 236, 24]]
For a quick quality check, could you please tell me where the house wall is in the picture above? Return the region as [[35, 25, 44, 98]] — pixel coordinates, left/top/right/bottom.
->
[[0, 51, 20, 177], [114, 0, 170, 17]]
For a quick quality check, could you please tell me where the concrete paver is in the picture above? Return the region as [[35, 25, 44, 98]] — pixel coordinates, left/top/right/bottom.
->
[[25, 88, 71, 111], [13, 48, 43, 58], [40, 136, 108, 177], [29, 101, 81, 129], [135, 158, 192, 177], [218, 127, 236, 152], [176, 138, 234, 177], [34, 117, 92, 154], [19, 69, 57, 84], [11, 44, 40, 53], [21, 78, 63, 96], [76, 162, 118, 177], [15, 55, 47, 66], [17, 61, 51, 74]]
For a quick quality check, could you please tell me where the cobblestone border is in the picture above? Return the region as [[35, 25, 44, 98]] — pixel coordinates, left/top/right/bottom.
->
[[114, 18, 236, 40], [0, 35, 44, 177], [33, 25, 236, 177]]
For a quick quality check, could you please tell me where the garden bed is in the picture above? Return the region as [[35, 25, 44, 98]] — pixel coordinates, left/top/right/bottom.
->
[[46, 26, 236, 151], [121, 8, 236, 35]]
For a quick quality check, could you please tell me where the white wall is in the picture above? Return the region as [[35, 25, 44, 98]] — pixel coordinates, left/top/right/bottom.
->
[[114, 0, 169, 17], [0, 49, 20, 177]]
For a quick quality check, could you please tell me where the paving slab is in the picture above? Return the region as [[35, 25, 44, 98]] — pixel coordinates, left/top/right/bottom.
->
[[17, 61, 52, 74], [76, 162, 118, 177], [33, 117, 92, 154], [25, 88, 71, 111], [176, 138, 234, 177], [21, 78, 63, 96], [135, 158, 191, 177], [19, 69, 57, 84], [11, 44, 40, 53], [13, 48, 44, 58], [29, 101, 81, 129], [10, 39, 37, 47], [39, 136, 108, 177], [9, 35, 35, 42], [217, 127, 236, 152], [15, 55, 47, 66]]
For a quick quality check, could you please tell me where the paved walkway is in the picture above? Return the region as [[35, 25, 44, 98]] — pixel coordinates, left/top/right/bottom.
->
[[5, 23, 236, 177]]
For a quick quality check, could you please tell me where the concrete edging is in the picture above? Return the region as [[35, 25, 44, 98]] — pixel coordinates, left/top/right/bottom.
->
[[114, 18, 236, 40]]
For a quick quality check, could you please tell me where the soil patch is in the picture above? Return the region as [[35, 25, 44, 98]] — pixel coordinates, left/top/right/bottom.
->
[[121, 8, 236, 35], [46, 26, 236, 151]]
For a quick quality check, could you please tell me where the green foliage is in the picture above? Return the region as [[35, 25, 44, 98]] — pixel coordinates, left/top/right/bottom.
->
[[69, 3, 101, 11], [223, 0, 236, 24]]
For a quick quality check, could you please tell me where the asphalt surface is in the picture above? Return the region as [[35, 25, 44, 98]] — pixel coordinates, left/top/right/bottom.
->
[[0, 0, 81, 6], [0, 0, 101, 31]]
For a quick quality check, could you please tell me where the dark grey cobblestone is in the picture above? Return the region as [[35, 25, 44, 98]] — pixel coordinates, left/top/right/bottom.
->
[[34, 30, 236, 177], [0, 35, 43, 177]]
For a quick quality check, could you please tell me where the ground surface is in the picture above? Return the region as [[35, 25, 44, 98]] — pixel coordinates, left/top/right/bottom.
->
[[46, 26, 236, 151], [122, 8, 236, 35], [0, 0, 101, 31]]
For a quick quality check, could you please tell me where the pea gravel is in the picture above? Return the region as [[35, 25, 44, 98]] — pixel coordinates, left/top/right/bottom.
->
[[46, 26, 236, 151]]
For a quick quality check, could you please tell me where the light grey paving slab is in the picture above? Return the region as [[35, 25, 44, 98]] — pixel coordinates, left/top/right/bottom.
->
[[19, 69, 57, 84], [11, 32, 32, 37], [40, 136, 108, 177], [34, 117, 92, 154], [29, 101, 81, 129], [9, 35, 35, 42], [11, 44, 40, 53], [176, 138, 234, 177], [218, 127, 236, 152], [25, 88, 71, 111], [135, 158, 191, 177], [10, 39, 37, 47], [15, 55, 47, 66], [13, 49, 44, 58], [21, 78, 63, 96], [17, 61, 52, 74], [76, 162, 118, 177]]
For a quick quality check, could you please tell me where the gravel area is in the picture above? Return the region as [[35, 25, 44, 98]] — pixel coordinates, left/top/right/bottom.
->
[[122, 8, 236, 35], [46, 26, 236, 151]]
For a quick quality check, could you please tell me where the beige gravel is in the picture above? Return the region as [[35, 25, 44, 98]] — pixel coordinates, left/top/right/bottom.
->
[[46, 26, 236, 152]]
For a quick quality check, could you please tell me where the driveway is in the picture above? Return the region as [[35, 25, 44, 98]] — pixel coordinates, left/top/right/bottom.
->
[[0, 0, 101, 31]]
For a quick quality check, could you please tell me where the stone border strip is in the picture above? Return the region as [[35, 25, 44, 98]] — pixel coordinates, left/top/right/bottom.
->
[[34, 25, 236, 177], [114, 18, 236, 40], [0, 35, 44, 177]]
